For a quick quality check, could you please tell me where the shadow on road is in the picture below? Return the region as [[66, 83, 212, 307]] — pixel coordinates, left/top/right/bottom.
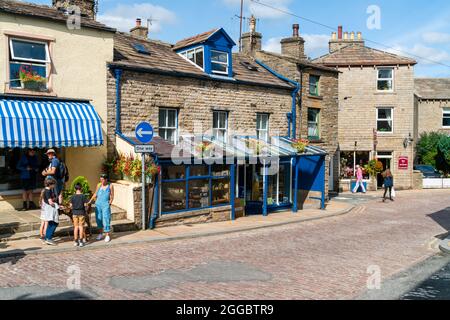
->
[[15, 291, 92, 300], [427, 207, 450, 238]]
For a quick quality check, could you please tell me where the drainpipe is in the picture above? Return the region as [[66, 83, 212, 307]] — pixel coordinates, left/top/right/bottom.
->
[[112, 68, 134, 145], [255, 60, 300, 139], [297, 66, 304, 139], [150, 153, 159, 229]]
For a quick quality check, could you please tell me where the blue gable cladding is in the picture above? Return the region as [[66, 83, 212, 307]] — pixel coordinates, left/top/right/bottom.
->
[[176, 28, 235, 78]]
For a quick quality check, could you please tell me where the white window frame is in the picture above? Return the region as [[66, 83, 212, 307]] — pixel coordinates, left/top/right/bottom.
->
[[377, 67, 394, 92], [376, 107, 394, 134], [9, 38, 50, 64], [210, 50, 229, 75], [178, 46, 204, 71], [158, 108, 178, 145], [307, 108, 321, 139], [213, 110, 228, 143], [256, 113, 269, 142], [443, 107, 450, 128]]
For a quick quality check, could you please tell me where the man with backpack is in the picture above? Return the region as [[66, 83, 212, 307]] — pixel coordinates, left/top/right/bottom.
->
[[42, 149, 69, 204]]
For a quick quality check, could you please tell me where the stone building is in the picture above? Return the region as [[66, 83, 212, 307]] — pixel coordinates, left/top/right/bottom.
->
[[107, 22, 329, 228], [414, 78, 450, 138], [313, 26, 417, 190], [241, 20, 340, 195], [0, 0, 115, 210]]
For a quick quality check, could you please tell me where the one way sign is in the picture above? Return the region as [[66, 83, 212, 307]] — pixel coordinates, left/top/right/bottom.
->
[[135, 122, 154, 144]]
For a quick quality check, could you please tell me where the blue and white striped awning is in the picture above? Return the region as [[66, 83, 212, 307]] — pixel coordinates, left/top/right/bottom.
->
[[0, 99, 103, 148]]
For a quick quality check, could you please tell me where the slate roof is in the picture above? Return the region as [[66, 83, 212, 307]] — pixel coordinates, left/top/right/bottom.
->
[[415, 78, 450, 100], [313, 44, 417, 67], [0, 0, 116, 32], [112, 32, 294, 90], [258, 50, 339, 73], [173, 29, 219, 50]]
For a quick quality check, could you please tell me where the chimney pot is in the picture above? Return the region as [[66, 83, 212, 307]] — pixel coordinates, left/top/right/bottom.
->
[[338, 26, 343, 40], [293, 24, 299, 37], [331, 32, 337, 40], [344, 32, 348, 40], [357, 32, 362, 40], [350, 32, 355, 40], [136, 18, 142, 26], [130, 17, 149, 39]]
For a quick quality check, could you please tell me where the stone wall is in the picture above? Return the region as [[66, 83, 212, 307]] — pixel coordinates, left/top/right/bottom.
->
[[255, 51, 340, 195], [337, 65, 415, 190], [107, 70, 293, 159], [416, 97, 450, 136]]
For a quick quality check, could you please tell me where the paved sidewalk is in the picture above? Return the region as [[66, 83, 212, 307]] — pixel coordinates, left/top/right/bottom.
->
[[0, 201, 354, 258]]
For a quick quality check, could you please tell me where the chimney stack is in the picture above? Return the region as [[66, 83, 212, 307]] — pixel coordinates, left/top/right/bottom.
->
[[130, 18, 149, 39], [241, 15, 262, 57], [280, 23, 307, 60], [329, 26, 365, 53], [53, 0, 97, 19]]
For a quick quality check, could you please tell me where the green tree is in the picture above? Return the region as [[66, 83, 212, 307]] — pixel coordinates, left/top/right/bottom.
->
[[437, 135, 450, 175], [417, 132, 446, 165]]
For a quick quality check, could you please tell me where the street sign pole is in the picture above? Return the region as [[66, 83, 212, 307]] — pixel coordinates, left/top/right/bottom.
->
[[142, 153, 146, 231], [135, 122, 154, 231]]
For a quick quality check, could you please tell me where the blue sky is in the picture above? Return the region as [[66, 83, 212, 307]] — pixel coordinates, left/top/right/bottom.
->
[[32, 0, 450, 77]]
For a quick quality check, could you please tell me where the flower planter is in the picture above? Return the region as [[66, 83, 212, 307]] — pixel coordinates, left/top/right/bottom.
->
[[21, 80, 46, 91]]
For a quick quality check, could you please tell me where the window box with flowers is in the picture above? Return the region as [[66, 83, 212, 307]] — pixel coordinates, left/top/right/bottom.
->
[[18, 65, 47, 92], [291, 139, 310, 154], [106, 153, 160, 183]]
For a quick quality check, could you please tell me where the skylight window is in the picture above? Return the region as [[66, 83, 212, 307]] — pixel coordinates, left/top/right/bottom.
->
[[132, 43, 150, 55], [240, 61, 259, 71]]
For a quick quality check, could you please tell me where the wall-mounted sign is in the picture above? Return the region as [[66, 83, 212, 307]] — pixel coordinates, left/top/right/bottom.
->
[[135, 145, 155, 154], [398, 156, 409, 170]]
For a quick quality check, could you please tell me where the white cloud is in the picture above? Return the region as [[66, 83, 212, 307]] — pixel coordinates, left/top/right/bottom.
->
[[223, 0, 292, 19], [422, 32, 450, 44], [263, 37, 282, 53], [387, 44, 450, 65], [263, 34, 329, 58], [97, 3, 176, 34]]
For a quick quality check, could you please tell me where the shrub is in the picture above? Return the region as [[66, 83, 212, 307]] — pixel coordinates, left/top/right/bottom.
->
[[68, 176, 91, 196], [417, 132, 450, 175]]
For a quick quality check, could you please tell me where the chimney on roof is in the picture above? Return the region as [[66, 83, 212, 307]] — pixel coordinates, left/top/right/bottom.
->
[[130, 18, 149, 39], [329, 26, 365, 53], [280, 23, 307, 60], [52, 0, 97, 19], [241, 15, 262, 57]]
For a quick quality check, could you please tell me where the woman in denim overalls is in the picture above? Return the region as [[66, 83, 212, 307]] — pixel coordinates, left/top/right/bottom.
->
[[88, 174, 115, 243]]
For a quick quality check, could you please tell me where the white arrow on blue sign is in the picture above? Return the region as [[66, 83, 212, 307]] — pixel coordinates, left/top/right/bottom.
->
[[135, 122, 154, 144]]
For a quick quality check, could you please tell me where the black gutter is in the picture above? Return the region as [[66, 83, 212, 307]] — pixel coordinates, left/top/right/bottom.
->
[[107, 63, 294, 91], [0, 94, 91, 103]]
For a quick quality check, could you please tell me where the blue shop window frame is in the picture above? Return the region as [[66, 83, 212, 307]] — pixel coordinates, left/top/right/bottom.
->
[[161, 163, 231, 215]]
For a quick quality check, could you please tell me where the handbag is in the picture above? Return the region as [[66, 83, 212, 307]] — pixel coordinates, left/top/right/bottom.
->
[[43, 202, 60, 223], [391, 187, 396, 198]]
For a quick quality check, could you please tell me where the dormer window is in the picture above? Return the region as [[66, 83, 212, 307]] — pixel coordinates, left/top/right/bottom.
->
[[174, 28, 236, 78], [179, 46, 204, 70], [211, 50, 229, 75]]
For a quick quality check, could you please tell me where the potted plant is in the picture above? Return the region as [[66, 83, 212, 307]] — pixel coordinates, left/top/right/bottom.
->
[[292, 139, 310, 154], [19, 65, 47, 91]]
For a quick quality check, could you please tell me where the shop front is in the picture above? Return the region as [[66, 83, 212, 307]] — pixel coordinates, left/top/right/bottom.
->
[[0, 96, 103, 209], [145, 135, 327, 226]]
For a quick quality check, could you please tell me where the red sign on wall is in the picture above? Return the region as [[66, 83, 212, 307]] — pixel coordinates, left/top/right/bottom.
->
[[398, 156, 409, 170]]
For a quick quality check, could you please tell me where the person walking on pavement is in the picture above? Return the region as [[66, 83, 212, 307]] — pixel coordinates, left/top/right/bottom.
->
[[382, 169, 394, 202], [88, 174, 114, 243], [16, 148, 39, 211], [42, 149, 63, 204], [352, 165, 366, 193], [41, 178, 60, 246]]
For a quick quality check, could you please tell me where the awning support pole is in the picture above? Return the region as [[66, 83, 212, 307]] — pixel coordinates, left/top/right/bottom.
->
[[263, 162, 269, 217], [230, 163, 236, 220], [293, 157, 299, 213]]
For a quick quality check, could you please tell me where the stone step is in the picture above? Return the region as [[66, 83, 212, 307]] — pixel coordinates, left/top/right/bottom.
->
[[0, 219, 137, 242], [0, 206, 128, 236]]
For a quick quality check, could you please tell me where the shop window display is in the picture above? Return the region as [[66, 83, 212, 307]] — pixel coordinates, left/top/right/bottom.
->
[[188, 179, 210, 209], [340, 151, 370, 179]]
